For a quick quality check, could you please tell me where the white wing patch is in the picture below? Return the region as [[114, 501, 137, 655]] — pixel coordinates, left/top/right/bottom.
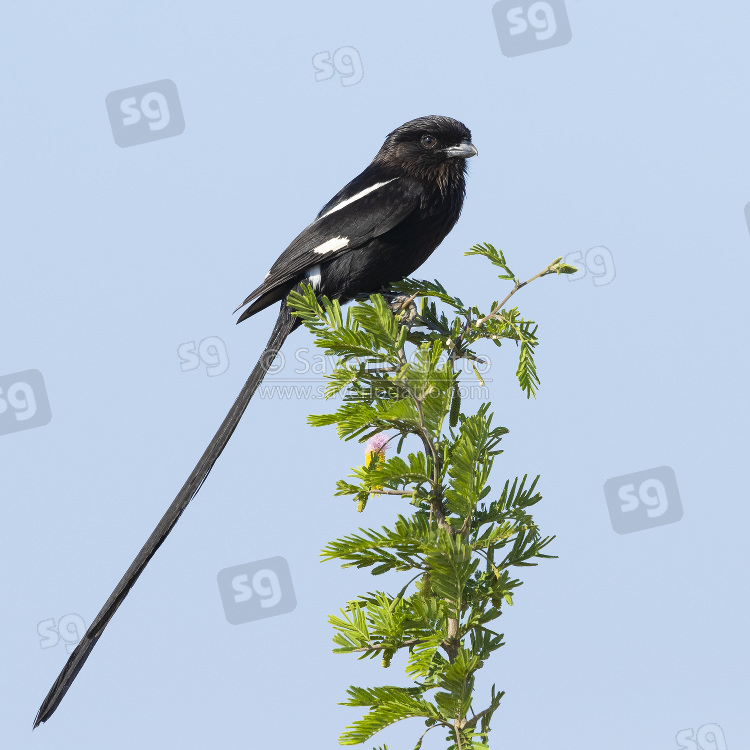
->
[[305, 264, 322, 290], [313, 236, 350, 255], [319, 178, 399, 219]]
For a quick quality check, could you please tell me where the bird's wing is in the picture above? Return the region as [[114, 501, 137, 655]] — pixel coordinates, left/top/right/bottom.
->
[[235, 176, 418, 317]]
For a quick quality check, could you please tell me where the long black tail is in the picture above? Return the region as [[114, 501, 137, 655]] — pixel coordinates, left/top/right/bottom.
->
[[33, 304, 295, 728]]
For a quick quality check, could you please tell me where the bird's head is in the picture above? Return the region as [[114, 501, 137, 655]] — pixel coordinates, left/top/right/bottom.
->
[[373, 115, 477, 186]]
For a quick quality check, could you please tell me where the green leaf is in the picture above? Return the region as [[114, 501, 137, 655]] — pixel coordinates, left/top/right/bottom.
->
[[464, 242, 515, 280], [338, 686, 441, 745], [449, 381, 461, 429]]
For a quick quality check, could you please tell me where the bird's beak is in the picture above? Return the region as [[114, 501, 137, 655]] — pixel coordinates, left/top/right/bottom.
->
[[442, 140, 478, 159]]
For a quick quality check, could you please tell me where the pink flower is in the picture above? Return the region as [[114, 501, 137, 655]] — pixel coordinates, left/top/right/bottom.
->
[[366, 433, 389, 456], [365, 432, 389, 498]]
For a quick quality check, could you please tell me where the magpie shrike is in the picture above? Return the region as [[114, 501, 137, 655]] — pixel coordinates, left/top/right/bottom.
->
[[34, 115, 476, 727]]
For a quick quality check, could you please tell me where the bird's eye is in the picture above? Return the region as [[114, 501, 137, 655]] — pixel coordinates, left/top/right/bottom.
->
[[421, 134, 437, 149]]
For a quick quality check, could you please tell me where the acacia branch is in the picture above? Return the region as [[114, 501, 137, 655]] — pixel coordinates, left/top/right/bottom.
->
[[347, 637, 427, 654], [474, 261, 559, 327]]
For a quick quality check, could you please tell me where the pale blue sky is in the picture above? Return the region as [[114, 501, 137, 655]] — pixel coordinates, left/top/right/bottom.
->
[[2, 2, 747, 748]]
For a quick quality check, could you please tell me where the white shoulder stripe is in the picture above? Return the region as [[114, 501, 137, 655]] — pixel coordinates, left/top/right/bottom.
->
[[313, 236, 350, 255], [319, 178, 399, 219]]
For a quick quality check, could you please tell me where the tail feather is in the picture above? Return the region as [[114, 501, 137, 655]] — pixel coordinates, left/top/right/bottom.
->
[[33, 303, 295, 728]]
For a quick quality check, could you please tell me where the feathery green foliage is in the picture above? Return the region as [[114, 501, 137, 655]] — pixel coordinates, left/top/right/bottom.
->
[[287, 245, 574, 748]]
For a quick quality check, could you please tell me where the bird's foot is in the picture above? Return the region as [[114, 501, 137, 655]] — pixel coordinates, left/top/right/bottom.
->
[[351, 290, 420, 326], [383, 292, 419, 327]]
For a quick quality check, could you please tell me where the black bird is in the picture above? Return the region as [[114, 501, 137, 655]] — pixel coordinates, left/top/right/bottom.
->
[[34, 115, 477, 727]]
